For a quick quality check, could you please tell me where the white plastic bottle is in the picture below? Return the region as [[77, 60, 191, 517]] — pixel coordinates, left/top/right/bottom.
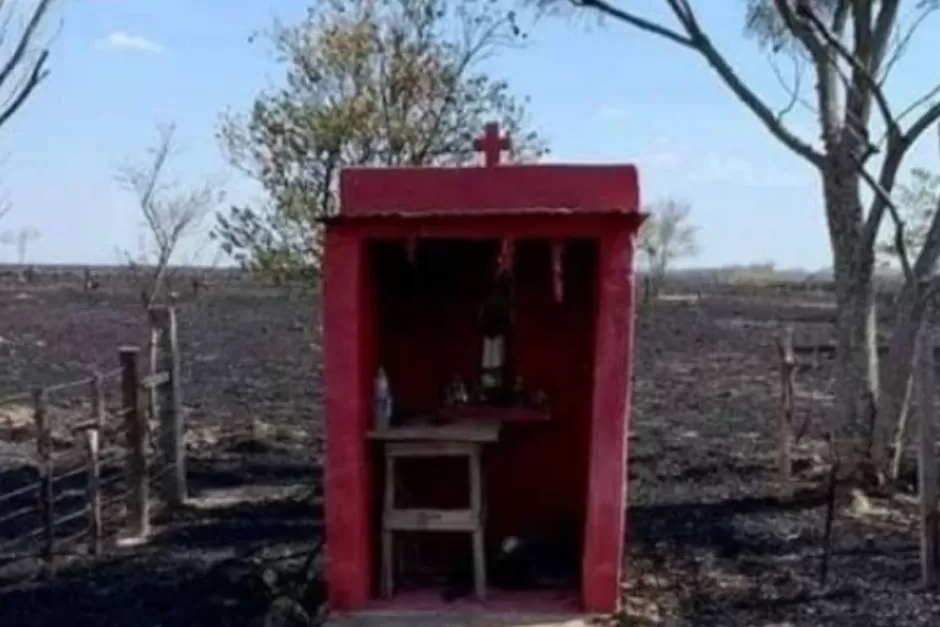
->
[[374, 367, 393, 429]]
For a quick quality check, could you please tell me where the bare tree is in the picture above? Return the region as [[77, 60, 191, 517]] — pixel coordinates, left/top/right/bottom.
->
[[14, 226, 39, 264], [539, 0, 940, 482], [0, 0, 59, 225], [638, 199, 698, 301], [117, 123, 224, 309], [0, 0, 59, 131]]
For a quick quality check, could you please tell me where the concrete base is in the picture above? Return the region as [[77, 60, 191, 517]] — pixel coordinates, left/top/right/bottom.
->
[[325, 610, 599, 627]]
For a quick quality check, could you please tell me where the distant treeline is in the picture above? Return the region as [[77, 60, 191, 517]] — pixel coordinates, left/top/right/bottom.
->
[[0, 262, 906, 297], [0, 264, 251, 288]]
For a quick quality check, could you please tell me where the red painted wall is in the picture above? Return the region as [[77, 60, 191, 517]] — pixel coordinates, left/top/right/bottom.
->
[[325, 210, 640, 613]]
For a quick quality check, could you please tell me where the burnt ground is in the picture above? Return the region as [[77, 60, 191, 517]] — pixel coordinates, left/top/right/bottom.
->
[[0, 277, 939, 625]]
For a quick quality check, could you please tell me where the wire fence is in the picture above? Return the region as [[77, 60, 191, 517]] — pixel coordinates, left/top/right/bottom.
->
[[0, 306, 185, 581]]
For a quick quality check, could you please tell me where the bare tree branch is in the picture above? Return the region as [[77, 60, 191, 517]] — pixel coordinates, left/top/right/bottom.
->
[[0, 0, 56, 130], [771, 0, 848, 146], [867, 125, 940, 294], [574, 0, 694, 48], [766, 46, 812, 121], [908, 124, 940, 280], [863, 102, 940, 250], [881, 1, 937, 85], [896, 85, 940, 129], [854, 154, 915, 284], [118, 123, 223, 308], [795, 2, 900, 148], [567, 0, 823, 165]]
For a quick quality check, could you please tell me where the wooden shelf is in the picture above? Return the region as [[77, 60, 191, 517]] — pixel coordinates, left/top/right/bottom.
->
[[384, 508, 479, 532], [368, 422, 501, 443], [438, 404, 550, 423]]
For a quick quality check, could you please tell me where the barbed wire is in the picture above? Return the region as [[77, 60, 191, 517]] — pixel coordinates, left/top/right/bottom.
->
[[0, 503, 36, 527], [0, 524, 43, 553], [0, 480, 42, 506], [100, 487, 133, 512], [107, 406, 133, 419], [43, 377, 95, 395], [1, 488, 132, 556], [0, 368, 123, 409], [97, 449, 128, 468], [51, 506, 91, 529], [97, 473, 127, 494], [51, 451, 85, 472], [0, 390, 32, 406]]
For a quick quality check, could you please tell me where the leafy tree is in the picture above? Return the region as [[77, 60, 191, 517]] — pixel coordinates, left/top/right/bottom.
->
[[877, 168, 940, 268], [638, 199, 698, 301], [214, 0, 545, 282], [874, 165, 940, 478], [539, 0, 940, 480]]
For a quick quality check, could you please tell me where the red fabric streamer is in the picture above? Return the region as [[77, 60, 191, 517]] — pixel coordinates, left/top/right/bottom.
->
[[497, 237, 515, 275], [552, 240, 565, 303]]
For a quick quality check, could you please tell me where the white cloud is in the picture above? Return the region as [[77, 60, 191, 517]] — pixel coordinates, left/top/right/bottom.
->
[[595, 106, 630, 120], [638, 136, 804, 188], [637, 135, 682, 171], [96, 31, 164, 54]]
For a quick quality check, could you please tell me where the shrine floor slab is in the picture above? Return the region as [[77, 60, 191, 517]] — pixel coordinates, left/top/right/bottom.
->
[[324, 611, 598, 627], [325, 590, 602, 627]]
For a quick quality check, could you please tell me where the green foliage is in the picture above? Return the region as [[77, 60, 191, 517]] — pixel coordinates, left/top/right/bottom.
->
[[743, 0, 843, 50], [213, 0, 546, 279], [877, 167, 940, 268]]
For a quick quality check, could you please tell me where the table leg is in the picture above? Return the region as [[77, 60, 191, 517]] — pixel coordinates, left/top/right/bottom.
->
[[469, 447, 486, 600]]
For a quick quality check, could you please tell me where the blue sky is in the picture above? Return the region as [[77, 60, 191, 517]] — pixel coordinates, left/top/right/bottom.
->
[[1, 0, 938, 269]]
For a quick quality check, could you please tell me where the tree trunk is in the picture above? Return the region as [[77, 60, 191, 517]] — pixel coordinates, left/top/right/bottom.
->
[[824, 153, 880, 480], [831, 272, 880, 477], [877, 282, 928, 480]]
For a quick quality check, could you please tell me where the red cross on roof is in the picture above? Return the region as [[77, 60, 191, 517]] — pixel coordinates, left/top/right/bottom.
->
[[473, 122, 511, 167]]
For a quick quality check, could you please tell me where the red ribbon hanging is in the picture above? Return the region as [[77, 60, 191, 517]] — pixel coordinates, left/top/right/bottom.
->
[[406, 237, 418, 264], [497, 237, 515, 275], [551, 240, 565, 303]]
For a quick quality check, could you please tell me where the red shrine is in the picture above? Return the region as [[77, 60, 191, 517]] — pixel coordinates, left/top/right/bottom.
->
[[322, 122, 643, 619]]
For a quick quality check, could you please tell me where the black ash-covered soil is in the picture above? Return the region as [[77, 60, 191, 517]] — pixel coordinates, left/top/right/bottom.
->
[[0, 277, 938, 625]]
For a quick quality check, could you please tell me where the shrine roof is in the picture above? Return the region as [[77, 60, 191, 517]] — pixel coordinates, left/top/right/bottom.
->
[[336, 163, 640, 219]]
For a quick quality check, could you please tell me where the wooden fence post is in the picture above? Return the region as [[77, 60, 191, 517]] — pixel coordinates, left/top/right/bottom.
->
[[918, 333, 939, 588], [85, 428, 102, 557], [119, 347, 149, 539], [776, 327, 795, 496], [33, 387, 54, 580], [90, 371, 105, 432], [148, 318, 160, 433], [150, 306, 186, 507]]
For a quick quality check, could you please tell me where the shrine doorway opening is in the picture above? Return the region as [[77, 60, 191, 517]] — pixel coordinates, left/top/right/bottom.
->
[[366, 237, 597, 606]]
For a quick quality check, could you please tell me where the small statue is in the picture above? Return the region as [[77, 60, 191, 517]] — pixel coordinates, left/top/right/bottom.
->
[[443, 375, 470, 405], [452, 376, 469, 404], [530, 388, 549, 409], [480, 272, 512, 400], [512, 375, 526, 406]]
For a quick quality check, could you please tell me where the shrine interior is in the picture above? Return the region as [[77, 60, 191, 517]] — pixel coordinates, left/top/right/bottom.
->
[[367, 237, 599, 603]]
